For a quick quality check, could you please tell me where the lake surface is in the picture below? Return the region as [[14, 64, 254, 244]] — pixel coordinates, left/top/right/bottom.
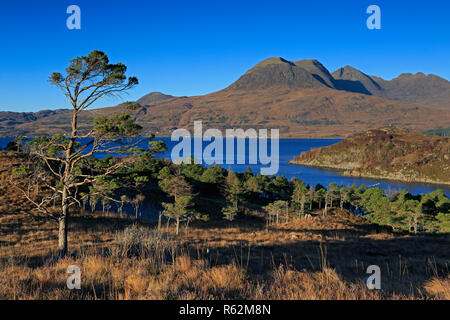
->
[[2, 137, 449, 196]]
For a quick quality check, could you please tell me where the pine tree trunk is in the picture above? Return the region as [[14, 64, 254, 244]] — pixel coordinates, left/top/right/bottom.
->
[[58, 187, 69, 258], [176, 218, 180, 235], [414, 213, 418, 234], [158, 212, 162, 232]]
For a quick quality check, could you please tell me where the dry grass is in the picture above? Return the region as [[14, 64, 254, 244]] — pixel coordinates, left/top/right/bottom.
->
[[259, 266, 382, 300], [0, 212, 449, 300], [423, 277, 450, 299], [0, 248, 393, 300]]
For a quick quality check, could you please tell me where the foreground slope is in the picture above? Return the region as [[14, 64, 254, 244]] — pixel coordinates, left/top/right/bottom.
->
[[0, 151, 449, 299], [290, 127, 450, 184]]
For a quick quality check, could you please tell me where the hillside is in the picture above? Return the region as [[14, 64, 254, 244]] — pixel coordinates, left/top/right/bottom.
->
[[0, 109, 71, 133], [290, 127, 450, 184], [0, 151, 449, 300], [1, 57, 450, 138]]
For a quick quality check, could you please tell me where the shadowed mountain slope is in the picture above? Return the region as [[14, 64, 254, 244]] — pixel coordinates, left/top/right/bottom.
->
[[294, 59, 336, 88], [332, 66, 382, 95]]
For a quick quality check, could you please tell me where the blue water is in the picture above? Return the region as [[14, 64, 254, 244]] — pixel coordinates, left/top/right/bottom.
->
[[2, 137, 449, 196]]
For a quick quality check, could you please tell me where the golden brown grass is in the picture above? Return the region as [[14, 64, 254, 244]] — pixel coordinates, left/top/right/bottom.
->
[[0, 209, 449, 300], [0, 250, 387, 300], [423, 277, 450, 299]]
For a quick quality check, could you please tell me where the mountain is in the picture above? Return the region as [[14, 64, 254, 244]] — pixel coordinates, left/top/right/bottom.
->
[[290, 127, 450, 185], [225, 57, 328, 90], [374, 73, 450, 109], [1, 57, 449, 138], [332, 66, 382, 95], [332, 66, 450, 109]]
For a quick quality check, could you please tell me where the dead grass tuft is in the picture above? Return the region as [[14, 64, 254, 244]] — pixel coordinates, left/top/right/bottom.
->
[[424, 277, 450, 299]]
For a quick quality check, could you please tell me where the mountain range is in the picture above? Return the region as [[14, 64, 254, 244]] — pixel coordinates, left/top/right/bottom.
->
[[1, 57, 449, 138]]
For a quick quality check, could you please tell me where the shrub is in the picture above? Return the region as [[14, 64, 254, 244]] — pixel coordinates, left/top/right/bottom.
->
[[111, 224, 174, 259]]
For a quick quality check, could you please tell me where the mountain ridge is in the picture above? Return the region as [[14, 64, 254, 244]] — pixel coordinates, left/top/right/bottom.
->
[[1, 57, 449, 138], [333, 66, 450, 109]]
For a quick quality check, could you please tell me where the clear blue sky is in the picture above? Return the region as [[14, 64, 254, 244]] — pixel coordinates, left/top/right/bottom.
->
[[0, 0, 449, 112]]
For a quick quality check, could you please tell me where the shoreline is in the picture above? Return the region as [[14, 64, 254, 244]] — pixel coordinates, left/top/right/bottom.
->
[[289, 161, 450, 187]]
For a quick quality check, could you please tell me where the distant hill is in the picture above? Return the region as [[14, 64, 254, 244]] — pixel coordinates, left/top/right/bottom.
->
[[290, 127, 450, 185], [1, 57, 450, 138], [136, 92, 175, 105], [0, 109, 72, 136]]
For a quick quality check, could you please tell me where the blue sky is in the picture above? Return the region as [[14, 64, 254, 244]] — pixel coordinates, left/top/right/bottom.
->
[[0, 0, 449, 112]]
